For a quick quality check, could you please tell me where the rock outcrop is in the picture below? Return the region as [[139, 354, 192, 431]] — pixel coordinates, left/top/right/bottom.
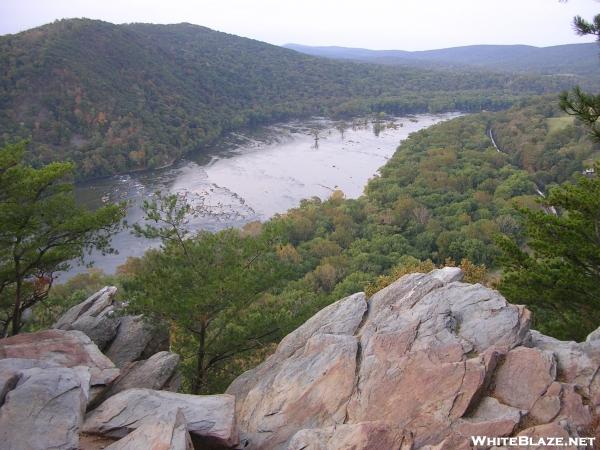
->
[[0, 329, 119, 387], [0, 287, 201, 450], [103, 408, 194, 450], [0, 366, 90, 450], [227, 267, 600, 450], [98, 351, 181, 402], [53, 286, 121, 350], [53, 287, 169, 363], [1, 272, 599, 450], [104, 314, 170, 368], [83, 388, 238, 448]]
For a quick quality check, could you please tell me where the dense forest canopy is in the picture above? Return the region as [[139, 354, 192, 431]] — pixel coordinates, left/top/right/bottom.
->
[[43, 96, 599, 391], [0, 18, 592, 179]]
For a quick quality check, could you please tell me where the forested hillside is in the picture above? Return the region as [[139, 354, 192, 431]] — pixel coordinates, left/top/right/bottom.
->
[[0, 19, 586, 179], [285, 42, 600, 79], [46, 97, 599, 390]]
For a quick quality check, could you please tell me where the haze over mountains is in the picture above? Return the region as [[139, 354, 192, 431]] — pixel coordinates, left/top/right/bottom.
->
[[284, 42, 600, 78], [0, 18, 595, 179]]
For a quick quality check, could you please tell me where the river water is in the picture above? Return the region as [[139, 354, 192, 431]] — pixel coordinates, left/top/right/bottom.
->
[[67, 113, 460, 279]]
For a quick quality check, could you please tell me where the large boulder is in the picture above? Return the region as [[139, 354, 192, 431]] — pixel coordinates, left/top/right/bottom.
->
[[103, 408, 194, 450], [53, 287, 170, 367], [227, 267, 600, 450], [53, 286, 121, 350], [227, 292, 367, 450], [95, 351, 181, 405], [104, 314, 170, 368], [83, 388, 238, 448], [530, 329, 600, 414], [0, 366, 89, 450], [0, 329, 119, 387]]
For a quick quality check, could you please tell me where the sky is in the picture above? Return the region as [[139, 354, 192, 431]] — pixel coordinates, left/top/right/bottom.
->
[[0, 0, 598, 51]]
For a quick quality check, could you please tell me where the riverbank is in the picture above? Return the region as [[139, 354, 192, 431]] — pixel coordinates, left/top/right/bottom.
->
[[64, 113, 461, 280]]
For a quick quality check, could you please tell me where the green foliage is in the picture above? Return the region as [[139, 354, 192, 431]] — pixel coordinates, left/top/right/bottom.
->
[[496, 11, 600, 341], [0, 19, 586, 179], [559, 14, 600, 143], [106, 98, 596, 392], [497, 163, 600, 340], [560, 87, 600, 143], [0, 142, 125, 335], [26, 268, 116, 332], [123, 192, 292, 393]]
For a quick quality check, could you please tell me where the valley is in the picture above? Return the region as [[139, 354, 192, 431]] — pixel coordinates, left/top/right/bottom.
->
[[0, 9, 599, 447], [67, 113, 459, 277]]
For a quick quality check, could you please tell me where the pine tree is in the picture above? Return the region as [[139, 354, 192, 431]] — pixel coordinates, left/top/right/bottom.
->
[[0, 142, 125, 336]]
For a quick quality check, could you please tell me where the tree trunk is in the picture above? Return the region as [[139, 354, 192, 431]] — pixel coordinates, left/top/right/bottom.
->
[[10, 276, 22, 336], [191, 323, 207, 395]]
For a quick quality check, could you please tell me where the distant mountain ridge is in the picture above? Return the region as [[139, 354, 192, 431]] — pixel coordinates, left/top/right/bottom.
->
[[284, 43, 599, 77], [0, 19, 590, 179]]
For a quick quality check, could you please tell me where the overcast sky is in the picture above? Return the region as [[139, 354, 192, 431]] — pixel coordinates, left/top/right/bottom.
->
[[1, 0, 598, 51]]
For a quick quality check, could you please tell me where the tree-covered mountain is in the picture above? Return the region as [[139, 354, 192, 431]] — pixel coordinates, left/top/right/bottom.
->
[[0, 19, 588, 179], [284, 42, 600, 78], [43, 96, 599, 390]]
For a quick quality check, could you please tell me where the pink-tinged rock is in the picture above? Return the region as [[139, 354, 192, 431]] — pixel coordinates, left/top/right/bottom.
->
[[346, 349, 494, 447], [491, 347, 556, 411], [83, 388, 237, 448], [287, 421, 412, 450], [104, 408, 193, 450], [0, 329, 119, 386], [226, 267, 598, 450], [0, 366, 89, 450], [226, 292, 367, 450], [234, 333, 359, 450], [347, 273, 526, 446], [556, 384, 592, 429], [515, 422, 576, 450], [530, 330, 600, 411], [529, 381, 562, 424], [453, 396, 523, 438], [419, 435, 472, 450], [228, 269, 534, 449]]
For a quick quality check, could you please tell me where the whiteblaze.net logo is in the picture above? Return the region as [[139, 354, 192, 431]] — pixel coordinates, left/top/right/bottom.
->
[[470, 436, 596, 448]]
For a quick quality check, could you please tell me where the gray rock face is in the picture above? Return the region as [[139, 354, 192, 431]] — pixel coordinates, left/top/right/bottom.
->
[[54, 287, 170, 367], [0, 366, 89, 450], [0, 329, 119, 387], [530, 329, 600, 409], [83, 388, 238, 448], [104, 408, 194, 450], [227, 292, 367, 403], [104, 314, 170, 368], [98, 351, 181, 402], [228, 267, 600, 450], [54, 286, 120, 350], [586, 326, 600, 343]]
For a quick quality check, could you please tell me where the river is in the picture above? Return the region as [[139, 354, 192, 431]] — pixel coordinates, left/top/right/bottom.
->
[[66, 113, 460, 279]]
